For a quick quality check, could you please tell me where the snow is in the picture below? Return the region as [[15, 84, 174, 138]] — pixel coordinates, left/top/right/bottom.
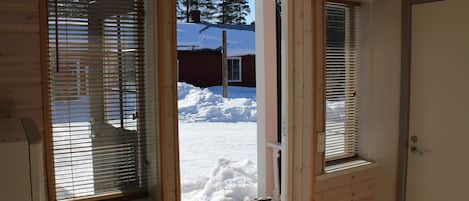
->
[[177, 23, 255, 57], [177, 82, 348, 201], [178, 82, 258, 201], [179, 122, 257, 201], [178, 82, 257, 122]]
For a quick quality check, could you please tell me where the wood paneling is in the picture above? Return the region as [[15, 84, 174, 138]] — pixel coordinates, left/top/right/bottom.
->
[[283, 0, 325, 200], [0, 2, 43, 121], [315, 166, 376, 201], [0, 0, 46, 201]]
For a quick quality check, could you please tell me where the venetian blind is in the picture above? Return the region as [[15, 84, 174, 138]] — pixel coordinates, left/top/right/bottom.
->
[[325, 2, 360, 161], [47, 0, 146, 200]]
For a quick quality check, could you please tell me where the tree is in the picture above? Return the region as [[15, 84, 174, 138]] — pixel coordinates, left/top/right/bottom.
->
[[231, 0, 250, 24], [176, 0, 187, 22], [199, 0, 218, 23], [217, 0, 250, 24], [176, 0, 199, 22]]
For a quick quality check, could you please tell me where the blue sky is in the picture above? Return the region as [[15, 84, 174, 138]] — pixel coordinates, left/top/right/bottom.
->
[[247, 0, 255, 23]]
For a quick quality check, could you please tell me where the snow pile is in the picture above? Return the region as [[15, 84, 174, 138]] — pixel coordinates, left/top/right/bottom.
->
[[182, 159, 257, 201], [178, 82, 256, 122]]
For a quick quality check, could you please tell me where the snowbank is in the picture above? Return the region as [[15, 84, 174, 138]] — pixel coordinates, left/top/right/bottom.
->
[[178, 82, 256, 122], [182, 159, 257, 201]]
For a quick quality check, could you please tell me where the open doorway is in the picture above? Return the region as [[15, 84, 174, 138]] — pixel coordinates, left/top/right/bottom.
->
[[175, 1, 258, 200]]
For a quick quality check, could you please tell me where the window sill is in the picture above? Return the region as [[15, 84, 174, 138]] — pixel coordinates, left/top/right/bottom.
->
[[318, 159, 377, 180]]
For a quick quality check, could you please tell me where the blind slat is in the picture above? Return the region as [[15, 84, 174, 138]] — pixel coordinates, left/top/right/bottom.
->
[[325, 2, 360, 161]]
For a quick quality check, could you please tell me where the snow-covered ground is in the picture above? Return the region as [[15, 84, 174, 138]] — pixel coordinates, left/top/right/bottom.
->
[[179, 123, 257, 201], [177, 83, 348, 201], [178, 83, 258, 201]]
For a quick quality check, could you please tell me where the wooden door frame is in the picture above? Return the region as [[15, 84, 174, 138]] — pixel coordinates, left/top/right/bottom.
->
[[281, 0, 324, 200], [397, 1, 445, 201], [156, 0, 181, 201]]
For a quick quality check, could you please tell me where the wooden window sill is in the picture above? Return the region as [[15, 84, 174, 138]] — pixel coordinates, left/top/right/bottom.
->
[[318, 159, 377, 180]]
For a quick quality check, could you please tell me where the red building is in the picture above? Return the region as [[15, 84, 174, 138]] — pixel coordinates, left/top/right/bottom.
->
[[177, 50, 256, 87], [177, 23, 256, 88]]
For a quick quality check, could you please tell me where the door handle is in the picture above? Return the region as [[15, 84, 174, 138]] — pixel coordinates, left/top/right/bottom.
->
[[410, 145, 425, 155], [409, 135, 430, 155]]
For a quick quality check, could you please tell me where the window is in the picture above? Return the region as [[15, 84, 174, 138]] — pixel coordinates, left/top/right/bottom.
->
[[325, 2, 360, 161], [228, 57, 242, 82], [46, 0, 147, 200]]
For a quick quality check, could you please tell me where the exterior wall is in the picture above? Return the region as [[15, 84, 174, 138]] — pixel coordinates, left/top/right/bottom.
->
[[0, 0, 47, 201], [229, 55, 256, 87], [177, 51, 256, 87], [178, 50, 222, 87], [230, 55, 256, 87]]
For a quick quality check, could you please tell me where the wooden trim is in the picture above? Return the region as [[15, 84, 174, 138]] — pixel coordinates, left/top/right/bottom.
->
[[327, 0, 362, 6], [156, 0, 181, 201], [397, 0, 446, 201], [39, 0, 57, 200], [409, 0, 445, 5], [282, 0, 322, 200], [66, 190, 147, 201], [397, 1, 411, 200], [317, 0, 327, 176]]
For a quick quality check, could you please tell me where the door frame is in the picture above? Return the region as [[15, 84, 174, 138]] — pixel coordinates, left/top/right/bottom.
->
[[397, 1, 445, 201], [156, 0, 325, 200]]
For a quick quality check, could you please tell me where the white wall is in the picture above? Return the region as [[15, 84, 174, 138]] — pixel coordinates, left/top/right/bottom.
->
[[359, 1, 402, 201]]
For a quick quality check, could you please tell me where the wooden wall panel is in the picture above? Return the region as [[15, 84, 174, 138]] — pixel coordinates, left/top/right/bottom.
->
[[315, 167, 376, 201], [0, 0, 46, 201], [0, 1, 43, 120], [283, 0, 325, 200]]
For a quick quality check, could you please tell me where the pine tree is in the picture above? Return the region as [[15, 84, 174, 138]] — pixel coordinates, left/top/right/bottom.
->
[[176, 0, 199, 22], [217, 0, 232, 24], [176, 0, 187, 22], [232, 0, 250, 24], [216, 0, 250, 24], [199, 0, 218, 23]]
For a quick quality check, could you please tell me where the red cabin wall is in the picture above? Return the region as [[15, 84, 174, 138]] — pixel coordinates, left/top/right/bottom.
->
[[178, 50, 222, 87], [177, 51, 256, 88]]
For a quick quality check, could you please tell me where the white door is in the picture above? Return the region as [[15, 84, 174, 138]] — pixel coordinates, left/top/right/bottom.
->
[[407, 0, 469, 201]]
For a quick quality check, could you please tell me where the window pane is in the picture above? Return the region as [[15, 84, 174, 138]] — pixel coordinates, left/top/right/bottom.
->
[[325, 2, 359, 161], [228, 58, 241, 81], [47, 0, 147, 200]]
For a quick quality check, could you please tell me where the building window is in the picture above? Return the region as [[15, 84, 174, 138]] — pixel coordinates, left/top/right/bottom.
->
[[228, 57, 242, 82], [325, 2, 360, 161], [46, 0, 147, 200]]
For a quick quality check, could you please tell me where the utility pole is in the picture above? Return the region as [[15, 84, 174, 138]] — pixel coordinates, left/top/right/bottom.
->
[[222, 31, 228, 97]]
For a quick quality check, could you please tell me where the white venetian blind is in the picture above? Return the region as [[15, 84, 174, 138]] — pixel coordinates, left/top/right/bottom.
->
[[47, 0, 147, 200], [325, 2, 360, 161]]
